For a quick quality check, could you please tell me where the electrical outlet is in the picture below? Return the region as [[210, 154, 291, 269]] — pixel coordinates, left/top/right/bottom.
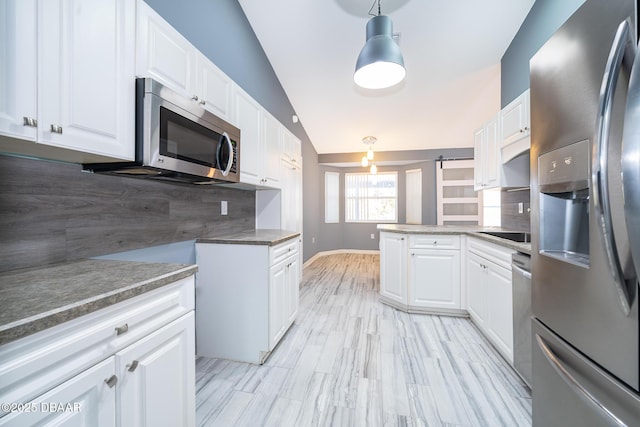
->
[[518, 202, 524, 214], [221, 201, 228, 215], [370, 233, 375, 239], [312, 237, 316, 243]]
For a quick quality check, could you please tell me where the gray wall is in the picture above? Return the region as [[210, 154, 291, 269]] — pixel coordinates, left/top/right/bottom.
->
[[315, 148, 473, 252], [0, 155, 254, 273], [501, 0, 586, 107]]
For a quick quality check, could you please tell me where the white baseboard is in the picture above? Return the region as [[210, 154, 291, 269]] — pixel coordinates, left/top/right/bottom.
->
[[303, 249, 379, 268]]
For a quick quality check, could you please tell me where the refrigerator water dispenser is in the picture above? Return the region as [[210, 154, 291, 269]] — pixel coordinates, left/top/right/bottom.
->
[[538, 140, 590, 267]]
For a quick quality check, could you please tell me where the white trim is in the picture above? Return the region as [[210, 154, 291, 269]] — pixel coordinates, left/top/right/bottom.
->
[[303, 249, 380, 267]]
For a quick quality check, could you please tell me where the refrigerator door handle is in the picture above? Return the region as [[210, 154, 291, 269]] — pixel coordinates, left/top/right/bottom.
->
[[593, 18, 636, 316], [536, 334, 627, 427], [622, 35, 640, 305]]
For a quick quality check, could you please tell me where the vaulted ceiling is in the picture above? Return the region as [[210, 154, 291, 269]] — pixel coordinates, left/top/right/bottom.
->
[[238, 0, 535, 154]]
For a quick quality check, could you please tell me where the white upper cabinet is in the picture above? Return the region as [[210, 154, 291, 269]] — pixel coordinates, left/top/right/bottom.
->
[[282, 127, 302, 166], [474, 103, 530, 191], [136, 1, 233, 122], [262, 111, 282, 186], [232, 84, 283, 188], [233, 84, 263, 186], [197, 53, 232, 121], [500, 89, 530, 163], [0, 0, 37, 142], [136, 1, 196, 97], [0, 0, 135, 162], [474, 114, 500, 190]]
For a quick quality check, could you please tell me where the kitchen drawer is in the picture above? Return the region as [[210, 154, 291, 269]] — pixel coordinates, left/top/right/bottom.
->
[[270, 239, 298, 266], [410, 234, 460, 250], [467, 237, 514, 270], [0, 276, 194, 413]]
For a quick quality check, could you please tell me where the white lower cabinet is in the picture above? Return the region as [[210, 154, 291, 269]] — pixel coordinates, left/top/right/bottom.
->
[[195, 237, 300, 364], [466, 251, 486, 327], [409, 249, 461, 311], [379, 232, 407, 306], [0, 357, 117, 426], [465, 237, 515, 363], [0, 276, 196, 426], [379, 232, 462, 315], [269, 253, 299, 349], [116, 313, 195, 427]]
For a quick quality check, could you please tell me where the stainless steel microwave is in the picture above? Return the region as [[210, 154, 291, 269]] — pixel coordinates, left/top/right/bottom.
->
[[84, 78, 240, 184]]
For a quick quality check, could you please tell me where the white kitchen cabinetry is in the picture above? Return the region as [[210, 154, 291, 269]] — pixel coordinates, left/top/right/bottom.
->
[[379, 232, 408, 307], [232, 85, 280, 188], [282, 127, 302, 167], [379, 232, 464, 315], [0, 277, 196, 426], [466, 251, 486, 327], [0, 0, 135, 163], [474, 114, 500, 190], [136, 1, 233, 122], [116, 313, 195, 427], [466, 237, 515, 363], [0, 0, 37, 142], [0, 357, 117, 426], [500, 89, 530, 163], [408, 235, 461, 312], [269, 246, 299, 348], [474, 111, 529, 191], [195, 237, 300, 364]]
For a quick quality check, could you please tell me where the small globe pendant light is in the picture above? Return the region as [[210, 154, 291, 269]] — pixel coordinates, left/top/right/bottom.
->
[[354, 1, 406, 89]]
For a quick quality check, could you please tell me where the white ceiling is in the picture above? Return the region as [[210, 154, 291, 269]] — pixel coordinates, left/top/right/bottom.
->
[[237, 0, 535, 155]]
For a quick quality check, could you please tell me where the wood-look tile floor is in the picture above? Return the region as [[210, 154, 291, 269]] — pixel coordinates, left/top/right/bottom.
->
[[195, 253, 532, 427]]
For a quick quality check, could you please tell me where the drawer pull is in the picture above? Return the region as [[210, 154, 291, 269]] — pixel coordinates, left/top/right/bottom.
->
[[126, 360, 139, 372], [23, 116, 37, 127], [50, 124, 63, 134], [115, 323, 129, 335], [433, 241, 438, 245], [105, 375, 118, 388]]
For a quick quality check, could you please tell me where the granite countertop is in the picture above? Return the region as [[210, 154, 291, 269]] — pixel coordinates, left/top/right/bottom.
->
[[377, 224, 531, 255], [197, 229, 300, 246], [0, 259, 197, 346]]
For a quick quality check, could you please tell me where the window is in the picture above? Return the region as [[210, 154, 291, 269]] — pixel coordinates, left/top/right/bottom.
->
[[482, 188, 501, 226], [325, 171, 340, 223], [345, 172, 397, 223], [405, 169, 422, 224]]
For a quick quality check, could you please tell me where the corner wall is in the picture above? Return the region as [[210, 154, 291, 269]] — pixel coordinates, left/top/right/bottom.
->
[[500, 0, 585, 107]]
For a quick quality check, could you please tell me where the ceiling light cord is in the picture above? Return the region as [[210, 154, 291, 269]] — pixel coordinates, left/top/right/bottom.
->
[[368, 0, 381, 17]]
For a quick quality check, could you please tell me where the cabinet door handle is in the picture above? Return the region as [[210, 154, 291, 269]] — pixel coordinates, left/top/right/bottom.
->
[[104, 375, 118, 388], [23, 117, 37, 127], [50, 124, 63, 134], [199, 100, 206, 105], [126, 360, 139, 372], [115, 323, 129, 335], [192, 95, 199, 101], [433, 241, 438, 245]]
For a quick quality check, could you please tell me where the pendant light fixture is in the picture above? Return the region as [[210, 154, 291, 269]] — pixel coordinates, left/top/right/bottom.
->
[[354, 0, 406, 89], [361, 136, 378, 174]]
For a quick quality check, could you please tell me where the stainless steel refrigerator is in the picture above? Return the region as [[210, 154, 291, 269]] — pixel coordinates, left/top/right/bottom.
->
[[530, 0, 640, 425]]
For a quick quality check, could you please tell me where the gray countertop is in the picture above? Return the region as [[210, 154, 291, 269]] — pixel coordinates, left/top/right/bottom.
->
[[0, 259, 197, 346], [196, 229, 300, 246], [377, 224, 531, 255]]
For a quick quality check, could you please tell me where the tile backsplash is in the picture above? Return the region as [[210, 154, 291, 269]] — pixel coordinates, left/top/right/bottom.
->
[[501, 188, 530, 232]]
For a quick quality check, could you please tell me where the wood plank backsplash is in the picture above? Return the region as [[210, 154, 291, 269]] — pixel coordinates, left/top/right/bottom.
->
[[0, 154, 255, 272]]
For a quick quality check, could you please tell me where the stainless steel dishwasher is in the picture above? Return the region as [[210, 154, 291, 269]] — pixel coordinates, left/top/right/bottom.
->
[[512, 252, 532, 388]]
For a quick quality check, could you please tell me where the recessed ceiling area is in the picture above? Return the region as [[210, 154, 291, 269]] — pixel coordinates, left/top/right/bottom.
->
[[237, 0, 535, 155]]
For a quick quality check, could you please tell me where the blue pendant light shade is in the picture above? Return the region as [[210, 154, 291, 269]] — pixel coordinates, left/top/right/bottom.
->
[[354, 15, 406, 89]]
